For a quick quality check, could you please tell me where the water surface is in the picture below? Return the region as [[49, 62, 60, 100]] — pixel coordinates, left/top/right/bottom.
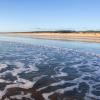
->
[[0, 36, 100, 100], [0, 35, 100, 54]]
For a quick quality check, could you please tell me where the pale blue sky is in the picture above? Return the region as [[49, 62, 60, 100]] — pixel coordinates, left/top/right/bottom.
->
[[0, 0, 100, 32]]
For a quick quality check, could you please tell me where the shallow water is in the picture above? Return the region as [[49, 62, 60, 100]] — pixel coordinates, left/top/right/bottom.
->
[[0, 35, 100, 54], [0, 36, 100, 100]]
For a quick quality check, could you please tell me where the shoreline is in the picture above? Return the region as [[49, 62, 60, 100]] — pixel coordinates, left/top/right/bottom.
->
[[0, 32, 100, 43]]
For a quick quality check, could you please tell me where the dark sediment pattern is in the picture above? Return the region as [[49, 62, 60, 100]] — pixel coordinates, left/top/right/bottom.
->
[[0, 41, 100, 100]]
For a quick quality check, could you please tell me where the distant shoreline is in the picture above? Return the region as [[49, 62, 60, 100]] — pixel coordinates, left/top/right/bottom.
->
[[0, 30, 100, 33], [0, 32, 100, 43]]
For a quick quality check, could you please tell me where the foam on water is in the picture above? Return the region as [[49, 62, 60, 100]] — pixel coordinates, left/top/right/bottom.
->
[[0, 64, 8, 70], [0, 41, 100, 100]]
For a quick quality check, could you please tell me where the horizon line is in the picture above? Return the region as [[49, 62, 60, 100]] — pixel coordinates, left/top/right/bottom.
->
[[0, 30, 100, 33]]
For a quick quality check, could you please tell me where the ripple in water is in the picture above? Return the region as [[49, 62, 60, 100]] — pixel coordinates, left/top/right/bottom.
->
[[0, 41, 100, 100]]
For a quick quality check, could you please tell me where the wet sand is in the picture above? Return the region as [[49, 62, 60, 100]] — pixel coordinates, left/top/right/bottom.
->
[[0, 32, 100, 43]]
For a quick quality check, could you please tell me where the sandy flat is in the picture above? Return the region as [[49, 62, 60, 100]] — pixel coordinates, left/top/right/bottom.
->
[[0, 32, 100, 43]]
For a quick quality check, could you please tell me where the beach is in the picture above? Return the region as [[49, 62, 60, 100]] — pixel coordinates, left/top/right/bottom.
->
[[1, 32, 100, 43]]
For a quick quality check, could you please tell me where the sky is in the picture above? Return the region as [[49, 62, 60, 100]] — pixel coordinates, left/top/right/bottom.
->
[[0, 0, 100, 32]]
